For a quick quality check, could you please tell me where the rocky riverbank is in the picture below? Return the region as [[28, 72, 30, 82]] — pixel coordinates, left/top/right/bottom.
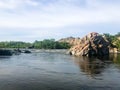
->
[[69, 32, 110, 57], [59, 32, 112, 57], [0, 49, 13, 56], [0, 49, 31, 56]]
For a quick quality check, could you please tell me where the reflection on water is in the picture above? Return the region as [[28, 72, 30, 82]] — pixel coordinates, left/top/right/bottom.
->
[[0, 50, 120, 90], [110, 54, 120, 65], [73, 57, 106, 77], [73, 54, 120, 77]]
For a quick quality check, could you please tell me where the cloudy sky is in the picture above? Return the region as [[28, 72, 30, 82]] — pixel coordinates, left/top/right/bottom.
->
[[0, 0, 120, 42]]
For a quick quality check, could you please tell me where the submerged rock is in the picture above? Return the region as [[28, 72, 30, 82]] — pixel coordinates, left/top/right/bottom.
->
[[13, 49, 22, 55], [69, 32, 110, 57], [24, 50, 31, 53], [13, 49, 31, 55]]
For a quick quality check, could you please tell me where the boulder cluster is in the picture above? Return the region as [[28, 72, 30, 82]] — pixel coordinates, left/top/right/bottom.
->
[[68, 32, 110, 57]]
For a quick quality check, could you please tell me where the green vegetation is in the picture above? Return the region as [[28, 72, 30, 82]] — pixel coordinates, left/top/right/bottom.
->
[[0, 39, 71, 49], [0, 32, 119, 50], [104, 32, 120, 51], [33, 39, 71, 49], [0, 41, 31, 48]]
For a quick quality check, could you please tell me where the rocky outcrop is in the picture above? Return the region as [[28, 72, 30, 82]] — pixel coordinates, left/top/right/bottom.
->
[[59, 37, 81, 46], [0, 49, 13, 56], [69, 32, 110, 57]]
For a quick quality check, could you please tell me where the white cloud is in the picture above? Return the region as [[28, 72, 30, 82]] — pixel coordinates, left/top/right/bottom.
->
[[25, 0, 38, 6], [0, 0, 120, 28], [0, 0, 18, 9], [0, 0, 120, 41], [0, 0, 38, 9]]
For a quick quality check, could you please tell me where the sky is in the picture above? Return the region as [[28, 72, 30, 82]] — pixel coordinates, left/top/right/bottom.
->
[[0, 0, 120, 42]]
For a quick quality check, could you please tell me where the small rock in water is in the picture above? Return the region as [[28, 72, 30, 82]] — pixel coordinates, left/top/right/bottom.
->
[[24, 50, 31, 53]]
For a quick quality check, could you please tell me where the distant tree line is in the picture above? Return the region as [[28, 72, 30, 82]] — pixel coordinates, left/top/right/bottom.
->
[[33, 39, 71, 49], [0, 41, 31, 48], [0, 32, 119, 50], [0, 39, 71, 49]]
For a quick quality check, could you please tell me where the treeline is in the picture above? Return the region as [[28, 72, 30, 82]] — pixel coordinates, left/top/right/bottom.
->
[[0, 39, 71, 49], [104, 32, 120, 50], [33, 39, 70, 49], [0, 32, 119, 50], [0, 41, 31, 48]]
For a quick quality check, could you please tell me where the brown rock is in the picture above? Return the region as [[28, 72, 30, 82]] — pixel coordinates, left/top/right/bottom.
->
[[69, 32, 110, 57], [58, 37, 81, 46]]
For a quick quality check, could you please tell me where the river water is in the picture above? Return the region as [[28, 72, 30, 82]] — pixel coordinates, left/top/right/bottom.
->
[[0, 50, 120, 90]]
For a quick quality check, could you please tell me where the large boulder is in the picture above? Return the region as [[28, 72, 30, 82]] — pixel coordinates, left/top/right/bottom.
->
[[69, 32, 110, 57]]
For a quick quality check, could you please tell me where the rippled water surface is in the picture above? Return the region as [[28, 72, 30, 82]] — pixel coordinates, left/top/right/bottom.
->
[[0, 50, 120, 90]]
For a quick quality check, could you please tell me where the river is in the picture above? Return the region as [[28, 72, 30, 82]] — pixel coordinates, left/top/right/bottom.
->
[[0, 50, 120, 90]]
